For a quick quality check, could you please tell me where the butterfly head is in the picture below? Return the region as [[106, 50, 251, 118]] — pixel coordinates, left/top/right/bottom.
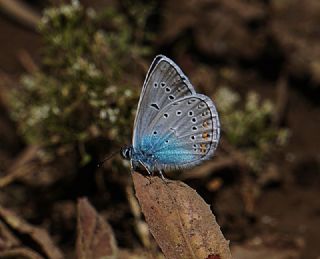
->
[[120, 145, 133, 160]]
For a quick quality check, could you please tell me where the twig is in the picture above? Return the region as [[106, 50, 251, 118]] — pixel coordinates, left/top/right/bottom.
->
[[180, 156, 237, 180], [0, 145, 39, 188], [0, 0, 41, 30], [17, 49, 39, 73]]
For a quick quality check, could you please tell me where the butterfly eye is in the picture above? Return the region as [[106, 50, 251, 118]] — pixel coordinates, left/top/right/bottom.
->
[[163, 113, 169, 118], [153, 131, 158, 135], [165, 87, 171, 92], [161, 82, 166, 88], [190, 135, 196, 141], [176, 110, 182, 116], [188, 111, 194, 116], [153, 82, 158, 88], [169, 95, 175, 100], [120, 147, 132, 160], [192, 126, 198, 131], [191, 118, 197, 123]]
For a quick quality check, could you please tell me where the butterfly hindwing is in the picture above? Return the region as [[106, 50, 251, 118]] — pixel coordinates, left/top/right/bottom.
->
[[137, 94, 220, 171], [133, 55, 196, 148]]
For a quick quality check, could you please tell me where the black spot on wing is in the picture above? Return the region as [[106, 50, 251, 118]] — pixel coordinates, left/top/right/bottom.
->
[[150, 103, 160, 110]]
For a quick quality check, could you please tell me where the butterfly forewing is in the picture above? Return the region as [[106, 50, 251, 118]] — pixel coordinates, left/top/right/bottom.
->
[[137, 95, 220, 171], [133, 55, 196, 148]]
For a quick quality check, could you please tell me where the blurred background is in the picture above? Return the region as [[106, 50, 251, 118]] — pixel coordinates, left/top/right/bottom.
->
[[0, 0, 319, 258]]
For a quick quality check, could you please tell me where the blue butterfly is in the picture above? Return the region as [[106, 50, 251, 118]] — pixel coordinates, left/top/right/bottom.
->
[[121, 55, 220, 178]]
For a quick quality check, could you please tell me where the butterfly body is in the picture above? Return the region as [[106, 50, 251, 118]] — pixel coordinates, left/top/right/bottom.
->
[[122, 55, 220, 175]]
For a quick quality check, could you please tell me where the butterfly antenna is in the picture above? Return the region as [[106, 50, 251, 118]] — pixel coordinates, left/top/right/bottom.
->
[[97, 150, 119, 168]]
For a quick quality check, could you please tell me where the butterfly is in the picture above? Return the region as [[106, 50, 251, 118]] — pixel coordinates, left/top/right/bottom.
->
[[121, 55, 220, 178]]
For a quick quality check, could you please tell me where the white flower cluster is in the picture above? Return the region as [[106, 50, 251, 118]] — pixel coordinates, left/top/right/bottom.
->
[[71, 57, 101, 79], [27, 105, 50, 127], [215, 86, 240, 112], [41, 0, 82, 26]]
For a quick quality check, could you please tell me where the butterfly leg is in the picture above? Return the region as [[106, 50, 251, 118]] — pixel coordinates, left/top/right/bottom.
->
[[153, 159, 166, 181], [135, 160, 153, 185], [138, 160, 154, 176], [159, 170, 166, 181], [141, 161, 152, 176], [130, 160, 135, 173]]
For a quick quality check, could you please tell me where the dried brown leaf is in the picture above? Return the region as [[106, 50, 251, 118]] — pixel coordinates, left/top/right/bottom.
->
[[0, 247, 44, 259], [0, 206, 63, 259], [0, 146, 39, 188], [0, 220, 20, 250], [231, 244, 300, 259], [132, 173, 232, 259], [206, 255, 221, 259], [0, 145, 78, 189], [118, 249, 164, 259], [76, 198, 118, 259]]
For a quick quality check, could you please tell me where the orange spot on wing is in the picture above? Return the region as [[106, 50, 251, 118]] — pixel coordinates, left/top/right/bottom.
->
[[202, 132, 209, 140], [200, 143, 207, 153]]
